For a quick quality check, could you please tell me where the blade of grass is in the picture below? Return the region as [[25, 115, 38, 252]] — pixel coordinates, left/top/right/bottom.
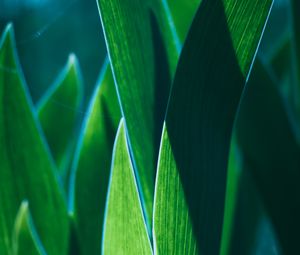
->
[[68, 59, 121, 255], [154, 0, 273, 254], [102, 119, 152, 255], [0, 24, 69, 255], [37, 54, 83, 173], [12, 201, 46, 255]]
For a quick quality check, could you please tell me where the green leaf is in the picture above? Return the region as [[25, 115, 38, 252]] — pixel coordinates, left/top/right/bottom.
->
[[154, 0, 273, 254], [219, 139, 242, 255], [166, 0, 202, 42], [37, 54, 83, 172], [0, 24, 69, 255], [103, 119, 152, 255], [69, 59, 121, 255], [97, 0, 179, 222], [153, 124, 198, 255], [236, 60, 300, 255], [12, 201, 46, 255]]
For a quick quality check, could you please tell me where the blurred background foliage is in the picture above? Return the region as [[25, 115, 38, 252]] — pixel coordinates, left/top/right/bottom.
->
[[0, 0, 106, 105]]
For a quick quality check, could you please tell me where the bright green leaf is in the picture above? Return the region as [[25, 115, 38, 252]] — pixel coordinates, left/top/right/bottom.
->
[[12, 201, 46, 255], [97, 0, 179, 223], [154, 0, 273, 253], [0, 24, 69, 255], [153, 124, 198, 255], [37, 54, 83, 172], [69, 59, 121, 255], [103, 119, 152, 255]]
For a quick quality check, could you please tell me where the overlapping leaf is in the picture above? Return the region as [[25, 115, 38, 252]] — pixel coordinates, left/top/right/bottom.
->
[[153, 0, 273, 254], [0, 25, 68, 255], [69, 59, 121, 255], [236, 60, 300, 254], [102, 119, 152, 255], [37, 54, 83, 171], [97, 0, 179, 222]]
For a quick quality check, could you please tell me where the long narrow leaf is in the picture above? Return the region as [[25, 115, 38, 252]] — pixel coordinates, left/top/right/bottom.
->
[[102, 119, 152, 255], [97, 0, 178, 222], [12, 201, 46, 255], [37, 54, 83, 172], [0, 24, 69, 255], [154, 0, 273, 254], [69, 59, 121, 255]]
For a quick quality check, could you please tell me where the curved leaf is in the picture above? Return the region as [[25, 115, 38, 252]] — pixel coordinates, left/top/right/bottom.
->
[[0, 24, 69, 255], [69, 59, 121, 255], [154, 0, 273, 254], [37, 54, 83, 172], [12, 201, 46, 255], [102, 119, 152, 255]]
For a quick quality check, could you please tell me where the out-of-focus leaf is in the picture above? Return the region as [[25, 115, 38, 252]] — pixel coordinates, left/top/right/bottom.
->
[[236, 60, 300, 255], [68, 59, 121, 255], [228, 164, 282, 255], [219, 139, 242, 255], [37, 54, 83, 172], [102, 119, 152, 255], [97, 0, 178, 223], [291, 0, 300, 79], [0, 24, 69, 255], [12, 201, 46, 255], [153, 0, 273, 254], [270, 37, 291, 83]]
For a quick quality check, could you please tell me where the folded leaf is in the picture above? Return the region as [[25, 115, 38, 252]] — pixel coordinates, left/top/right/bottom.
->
[[37, 54, 83, 172], [12, 201, 46, 255], [69, 59, 121, 255], [236, 60, 300, 254], [103, 119, 152, 255], [154, 0, 273, 254], [0, 24, 68, 255], [97, 0, 179, 223]]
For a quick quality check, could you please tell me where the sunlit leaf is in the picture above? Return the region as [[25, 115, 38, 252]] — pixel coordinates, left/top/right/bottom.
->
[[103, 119, 152, 255], [69, 59, 121, 255], [0, 24, 69, 255]]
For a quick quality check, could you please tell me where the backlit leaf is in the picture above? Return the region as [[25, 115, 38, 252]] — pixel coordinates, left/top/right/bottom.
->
[[103, 119, 152, 255]]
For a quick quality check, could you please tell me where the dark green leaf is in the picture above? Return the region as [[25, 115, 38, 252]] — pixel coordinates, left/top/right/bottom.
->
[[154, 0, 273, 253], [69, 59, 121, 255], [12, 201, 46, 255], [236, 60, 300, 255], [37, 54, 83, 172], [0, 24, 69, 255], [103, 119, 152, 255]]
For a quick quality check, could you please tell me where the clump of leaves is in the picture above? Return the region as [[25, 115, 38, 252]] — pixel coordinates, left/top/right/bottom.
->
[[1, 0, 299, 255]]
